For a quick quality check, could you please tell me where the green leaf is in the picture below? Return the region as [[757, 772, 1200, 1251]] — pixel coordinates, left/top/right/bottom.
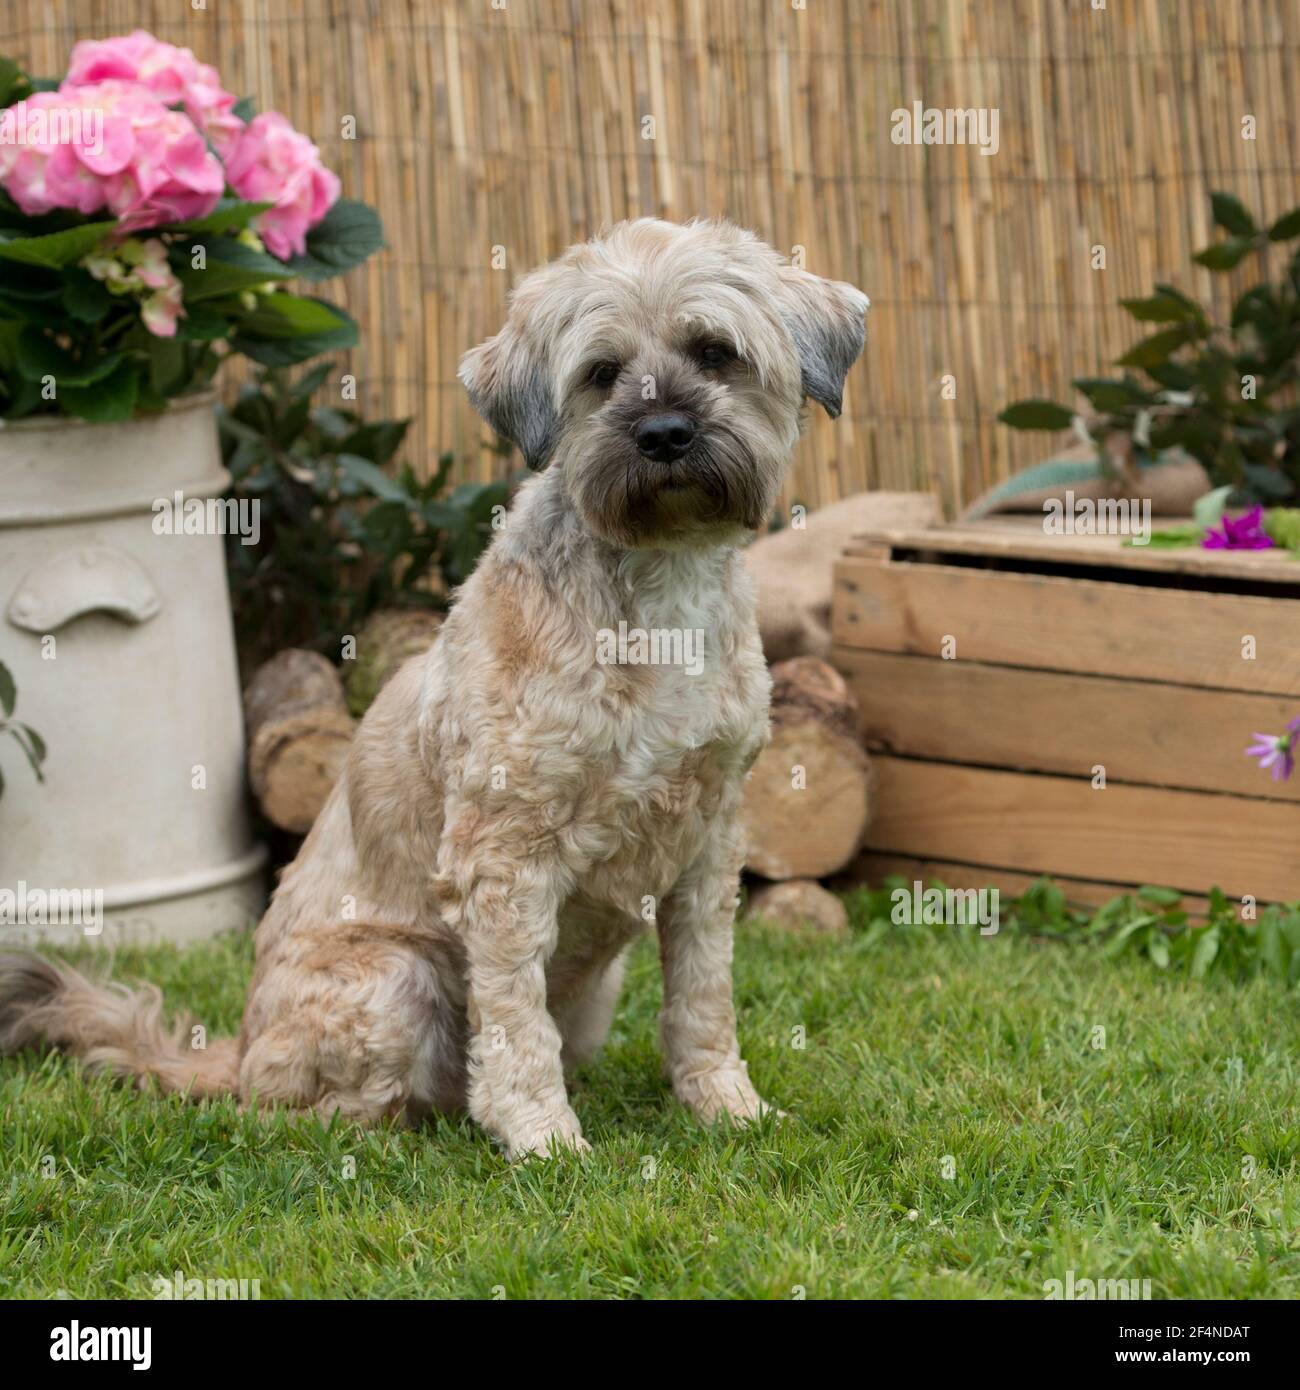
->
[[1104, 914, 1157, 958], [231, 300, 358, 366], [234, 292, 354, 339], [8, 724, 45, 780], [1192, 236, 1256, 271], [1072, 376, 1153, 411], [1190, 926, 1220, 979], [1136, 885, 1182, 907], [60, 270, 113, 324], [59, 359, 140, 421], [337, 452, 412, 504], [1210, 191, 1256, 237], [146, 336, 187, 396], [169, 199, 274, 235], [1147, 931, 1171, 969], [290, 361, 334, 400], [1114, 326, 1194, 369], [175, 302, 231, 341], [997, 399, 1075, 431], [965, 455, 1108, 519], [177, 237, 295, 301], [1258, 917, 1289, 981], [278, 200, 385, 281], [1135, 524, 1203, 549], [1145, 361, 1197, 391], [338, 418, 410, 465], [16, 721, 46, 765], [15, 328, 122, 386], [0, 221, 116, 269], [1120, 291, 1203, 325], [1230, 284, 1280, 334], [0, 660, 14, 718], [1267, 207, 1300, 242], [232, 95, 256, 122], [0, 56, 33, 109], [1192, 485, 1234, 529], [1241, 462, 1294, 500]]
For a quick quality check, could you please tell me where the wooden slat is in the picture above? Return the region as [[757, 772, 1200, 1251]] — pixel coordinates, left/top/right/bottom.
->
[[845, 851, 1215, 917], [843, 516, 1300, 585], [866, 756, 1300, 902], [832, 556, 1300, 696], [834, 648, 1300, 801]]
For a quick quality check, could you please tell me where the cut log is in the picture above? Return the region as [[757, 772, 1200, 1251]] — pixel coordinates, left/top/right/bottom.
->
[[743, 656, 872, 880], [345, 607, 444, 716], [745, 879, 849, 934], [244, 649, 355, 834], [742, 492, 939, 661]]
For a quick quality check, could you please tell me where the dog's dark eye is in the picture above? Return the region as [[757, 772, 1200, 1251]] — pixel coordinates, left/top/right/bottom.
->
[[589, 361, 620, 387], [698, 342, 736, 369]]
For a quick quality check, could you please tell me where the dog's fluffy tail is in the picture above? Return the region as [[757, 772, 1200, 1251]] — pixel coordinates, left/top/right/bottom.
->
[[0, 952, 239, 1097]]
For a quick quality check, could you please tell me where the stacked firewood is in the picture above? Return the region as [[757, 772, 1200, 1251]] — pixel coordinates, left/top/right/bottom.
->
[[243, 610, 443, 834], [243, 623, 871, 931]]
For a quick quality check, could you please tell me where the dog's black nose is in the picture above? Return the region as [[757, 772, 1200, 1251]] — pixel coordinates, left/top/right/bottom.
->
[[634, 412, 696, 462]]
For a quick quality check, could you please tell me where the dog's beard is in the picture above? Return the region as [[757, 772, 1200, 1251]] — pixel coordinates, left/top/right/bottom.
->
[[566, 420, 777, 549]]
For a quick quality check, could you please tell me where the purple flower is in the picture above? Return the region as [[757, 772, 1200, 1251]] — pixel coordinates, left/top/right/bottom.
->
[[1202, 505, 1275, 550], [1246, 717, 1300, 781]]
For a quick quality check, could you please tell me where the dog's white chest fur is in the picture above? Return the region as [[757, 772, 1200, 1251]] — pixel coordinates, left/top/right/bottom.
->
[[560, 548, 769, 924]]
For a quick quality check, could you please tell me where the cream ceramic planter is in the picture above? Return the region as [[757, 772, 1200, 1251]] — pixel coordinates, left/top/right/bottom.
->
[[0, 392, 266, 945]]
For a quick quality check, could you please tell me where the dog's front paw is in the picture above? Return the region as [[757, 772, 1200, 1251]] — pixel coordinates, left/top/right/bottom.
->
[[502, 1107, 590, 1162], [673, 1064, 777, 1126]]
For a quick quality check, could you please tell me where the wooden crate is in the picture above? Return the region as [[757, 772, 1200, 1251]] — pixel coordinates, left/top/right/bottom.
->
[[831, 516, 1300, 907]]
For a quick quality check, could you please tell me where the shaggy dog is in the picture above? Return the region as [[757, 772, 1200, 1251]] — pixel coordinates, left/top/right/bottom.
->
[[0, 219, 868, 1160]]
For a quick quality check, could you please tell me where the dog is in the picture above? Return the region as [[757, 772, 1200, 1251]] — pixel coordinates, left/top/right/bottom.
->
[[0, 218, 868, 1159]]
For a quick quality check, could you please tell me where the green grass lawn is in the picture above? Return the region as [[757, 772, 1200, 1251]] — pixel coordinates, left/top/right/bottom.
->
[[2, 897, 1298, 1299]]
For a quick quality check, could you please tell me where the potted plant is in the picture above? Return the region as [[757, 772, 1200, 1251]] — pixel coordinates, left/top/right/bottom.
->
[[0, 30, 384, 943]]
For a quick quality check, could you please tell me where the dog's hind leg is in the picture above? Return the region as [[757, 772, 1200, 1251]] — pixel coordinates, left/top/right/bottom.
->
[[555, 949, 628, 1074], [238, 936, 467, 1125]]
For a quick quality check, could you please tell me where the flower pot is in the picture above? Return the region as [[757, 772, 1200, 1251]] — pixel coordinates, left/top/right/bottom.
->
[[0, 392, 266, 944]]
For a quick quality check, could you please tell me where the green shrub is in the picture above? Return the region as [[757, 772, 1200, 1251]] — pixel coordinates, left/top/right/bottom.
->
[[221, 365, 523, 670], [999, 190, 1300, 505]]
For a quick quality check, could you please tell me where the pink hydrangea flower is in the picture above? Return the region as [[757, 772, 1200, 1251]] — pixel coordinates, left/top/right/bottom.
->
[[0, 81, 224, 230], [66, 28, 244, 158], [225, 112, 341, 260], [0, 90, 129, 215]]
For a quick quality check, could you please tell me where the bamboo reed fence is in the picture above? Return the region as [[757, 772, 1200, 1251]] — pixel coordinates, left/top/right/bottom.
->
[[6, 1, 1299, 513]]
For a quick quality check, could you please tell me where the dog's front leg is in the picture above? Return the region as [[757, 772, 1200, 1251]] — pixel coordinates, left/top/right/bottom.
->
[[462, 872, 588, 1161], [658, 812, 773, 1126]]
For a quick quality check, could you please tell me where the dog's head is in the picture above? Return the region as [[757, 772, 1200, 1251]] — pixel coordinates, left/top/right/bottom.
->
[[460, 219, 868, 548]]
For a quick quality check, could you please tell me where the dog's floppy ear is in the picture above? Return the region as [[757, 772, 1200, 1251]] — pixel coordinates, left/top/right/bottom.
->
[[777, 267, 869, 419], [459, 324, 559, 472]]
